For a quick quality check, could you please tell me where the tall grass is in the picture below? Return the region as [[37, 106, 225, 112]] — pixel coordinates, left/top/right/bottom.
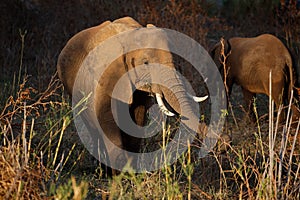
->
[[86, 91, 299, 199], [0, 30, 89, 198], [0, 74, 90, 199]]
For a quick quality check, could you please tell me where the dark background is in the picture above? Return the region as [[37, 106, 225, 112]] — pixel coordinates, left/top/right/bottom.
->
[[1, 0, 299, 93]]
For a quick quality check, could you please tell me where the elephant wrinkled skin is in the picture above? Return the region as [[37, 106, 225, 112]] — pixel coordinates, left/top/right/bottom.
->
[[57, 17, 209, 173], [210, 34, 300, 121]]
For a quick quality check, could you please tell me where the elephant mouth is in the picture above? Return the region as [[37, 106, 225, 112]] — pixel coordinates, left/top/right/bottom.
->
[[135, 81, 152, 92], [133, 87, 208, 119]]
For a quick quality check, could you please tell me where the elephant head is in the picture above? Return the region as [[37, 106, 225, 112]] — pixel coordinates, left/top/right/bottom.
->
[[210, 34, 300, 122], [210, 37, 231, 75], [57, 17, 210, 173]]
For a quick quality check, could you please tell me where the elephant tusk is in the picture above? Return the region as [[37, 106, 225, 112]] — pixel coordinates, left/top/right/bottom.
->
[[146, 24, 156, 28], [187, 93, 208, 102], [155, 93, 175, 117]]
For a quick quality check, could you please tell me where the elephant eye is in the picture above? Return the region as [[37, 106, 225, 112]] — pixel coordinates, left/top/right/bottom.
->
[[142, 58, 149, 65]]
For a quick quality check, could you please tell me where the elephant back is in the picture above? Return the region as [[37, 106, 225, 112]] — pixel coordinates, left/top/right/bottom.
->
[[57, 17, 142, 95]]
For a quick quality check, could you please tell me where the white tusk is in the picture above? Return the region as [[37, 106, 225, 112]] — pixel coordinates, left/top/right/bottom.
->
[[146, 24, 156, 28], [155, 93, 175, 117], [188, 93, 208, 102]]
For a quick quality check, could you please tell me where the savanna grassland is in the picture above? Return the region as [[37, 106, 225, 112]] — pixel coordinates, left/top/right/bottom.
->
[[1, 0, 300, 199]]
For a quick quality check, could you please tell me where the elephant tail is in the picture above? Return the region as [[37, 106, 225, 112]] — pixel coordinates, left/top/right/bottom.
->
[[285, 54, 296, 102], [285, 52, 300, 121]]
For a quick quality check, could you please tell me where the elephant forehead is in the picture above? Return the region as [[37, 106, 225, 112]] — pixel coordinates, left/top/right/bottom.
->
[[120, 28, 171, 50], [127, 49, 154, 59], [127, 49, 173, 64]]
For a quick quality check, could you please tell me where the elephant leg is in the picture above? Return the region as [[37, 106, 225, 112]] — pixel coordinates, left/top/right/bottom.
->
[[242, 87, 256, 121], [226, 78, 234, 96], [224, 78, 234, 114], [122, 104, 146, 153], [125, 90, 154, 153], [130, 90, 154, 126], [221, 78, 233, 137], [273, 96, 285, 123], [134, 105, 147, 126], [97, 100, 130, 173], [270, 81, 286, 123]]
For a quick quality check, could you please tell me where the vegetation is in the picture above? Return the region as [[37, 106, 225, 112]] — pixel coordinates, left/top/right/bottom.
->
[[1, 0, 299, 199]]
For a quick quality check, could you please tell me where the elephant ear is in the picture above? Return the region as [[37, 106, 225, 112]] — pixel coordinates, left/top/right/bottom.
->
[[93, 40, 135, 105], [108, 56, 135, 105], [223, 38, 231, 56], [106, 17, 144, 105], [209, 38, 231, 62], [77, 24, 137, 106]]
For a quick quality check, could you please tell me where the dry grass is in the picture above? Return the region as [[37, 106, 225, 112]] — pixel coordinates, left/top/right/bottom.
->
[[0, 142, 45, 199], [1, 0, 300, 199], [0, 74, 89, 199]]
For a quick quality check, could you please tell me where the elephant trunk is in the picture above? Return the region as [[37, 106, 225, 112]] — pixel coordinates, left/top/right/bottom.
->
[[158, 65, 203, 135]]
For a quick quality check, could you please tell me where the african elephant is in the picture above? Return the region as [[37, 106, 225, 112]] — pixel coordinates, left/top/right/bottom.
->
[[57, 17, 210, 173], [210, 34, 299, 121]]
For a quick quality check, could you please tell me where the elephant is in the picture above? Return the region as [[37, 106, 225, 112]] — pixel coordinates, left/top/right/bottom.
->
[[210, 34, 300, 122], [57, 17, 211, 173]]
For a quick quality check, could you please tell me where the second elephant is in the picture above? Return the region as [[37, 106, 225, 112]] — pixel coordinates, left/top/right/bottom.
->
[[210, 34, 299, 121]]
